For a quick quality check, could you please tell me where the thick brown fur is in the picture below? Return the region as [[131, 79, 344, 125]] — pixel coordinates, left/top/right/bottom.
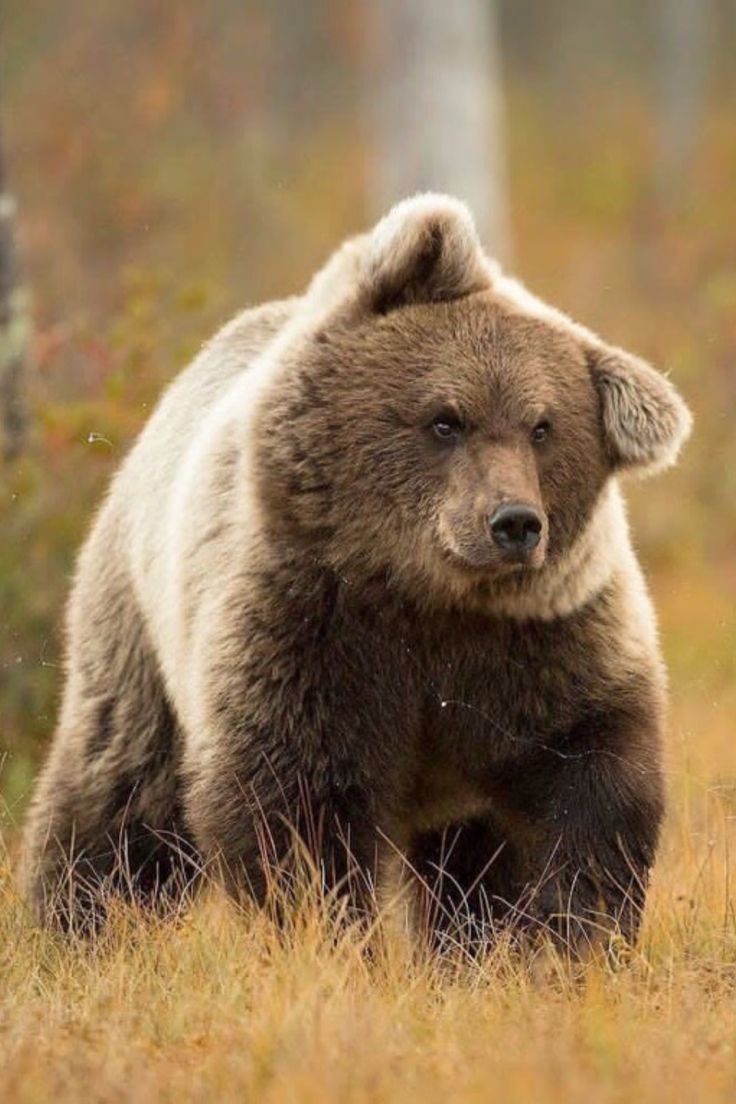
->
[[21, 194, 691, 953]]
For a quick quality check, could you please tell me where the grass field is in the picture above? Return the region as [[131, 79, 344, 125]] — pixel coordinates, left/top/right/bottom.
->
[[3, 620, 736, 1103]]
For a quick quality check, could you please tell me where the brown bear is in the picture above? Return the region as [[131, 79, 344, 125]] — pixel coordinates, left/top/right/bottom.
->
[[21, 194, 691, 953]]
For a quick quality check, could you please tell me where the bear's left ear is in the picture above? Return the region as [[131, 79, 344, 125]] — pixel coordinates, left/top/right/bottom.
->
[[587, 343, 692, 475], [359, 193, 493, 314]]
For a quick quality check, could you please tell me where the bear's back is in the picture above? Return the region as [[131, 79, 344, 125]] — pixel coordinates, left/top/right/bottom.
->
[[68, 298, 299, 717], [121, 297, 298, 519]]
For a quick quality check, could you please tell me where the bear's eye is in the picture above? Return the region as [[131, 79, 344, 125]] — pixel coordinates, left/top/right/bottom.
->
[[431, 412, 464, 441], [531, 420, 551, 444]]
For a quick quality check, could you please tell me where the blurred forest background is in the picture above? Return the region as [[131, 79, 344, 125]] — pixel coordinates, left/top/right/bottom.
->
[[1, 0, 735, 823]]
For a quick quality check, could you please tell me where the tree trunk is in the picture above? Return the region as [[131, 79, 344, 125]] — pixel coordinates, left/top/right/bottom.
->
[[654, 0, 710, 207], [0, 124, 28, 461], [370, 0, 510, 261]]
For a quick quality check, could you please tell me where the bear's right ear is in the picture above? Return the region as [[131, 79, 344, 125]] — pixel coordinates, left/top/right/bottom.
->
[[359, 194, 493, 314]]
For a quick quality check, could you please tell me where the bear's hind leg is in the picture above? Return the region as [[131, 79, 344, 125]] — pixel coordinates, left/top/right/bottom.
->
[[21, 580, 202, 931], [22, 690, 202, 931], [22, 698, 202, 932]]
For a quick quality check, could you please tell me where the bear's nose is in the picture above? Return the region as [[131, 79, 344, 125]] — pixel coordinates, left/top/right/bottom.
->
[[489, 504, 543, 554]]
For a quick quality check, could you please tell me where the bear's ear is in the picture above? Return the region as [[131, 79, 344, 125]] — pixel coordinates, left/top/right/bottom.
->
[[587, 343, 692, 475], [359, 193, 493, 314]]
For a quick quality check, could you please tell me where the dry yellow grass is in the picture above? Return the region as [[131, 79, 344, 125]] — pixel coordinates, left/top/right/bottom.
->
[[3, 675, 736, 1102]]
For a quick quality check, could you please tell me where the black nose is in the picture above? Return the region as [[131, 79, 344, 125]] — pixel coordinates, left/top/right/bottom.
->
[[489, 504, 543, 553]]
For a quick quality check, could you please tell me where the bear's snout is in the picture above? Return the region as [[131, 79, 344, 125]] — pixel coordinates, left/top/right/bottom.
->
[[437, 496, 548, 575], [489, 503, 543, 560]]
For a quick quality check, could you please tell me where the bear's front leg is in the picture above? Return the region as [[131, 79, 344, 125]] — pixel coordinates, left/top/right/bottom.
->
[[493, 700, 665, 958], [185, 746, 388, 925], [177, 562, 416, 926]]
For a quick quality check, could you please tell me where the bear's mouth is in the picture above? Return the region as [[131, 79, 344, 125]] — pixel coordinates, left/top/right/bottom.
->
[[439, 544, 542, 579]]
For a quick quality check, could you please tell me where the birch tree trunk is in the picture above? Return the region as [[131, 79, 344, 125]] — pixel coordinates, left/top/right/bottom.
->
[[371, 0, 510, 261], [655, 0, 710, 206], [0, 124, 28, 460]]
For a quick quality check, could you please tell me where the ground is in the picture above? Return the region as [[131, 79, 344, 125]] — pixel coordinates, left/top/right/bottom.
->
[[3, 630, 736, 1104]]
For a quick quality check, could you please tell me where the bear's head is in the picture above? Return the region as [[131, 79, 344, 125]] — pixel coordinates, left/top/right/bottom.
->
[[256, 195, 691, 614]]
